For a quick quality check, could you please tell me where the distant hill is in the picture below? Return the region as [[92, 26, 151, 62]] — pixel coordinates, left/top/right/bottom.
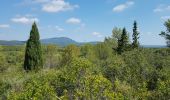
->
[[0, 40, 25, 46], [141, 45, 167, 48], [0, 37, 98, 46], [0, 38, 167, 48], [41, 37, 79, 46]]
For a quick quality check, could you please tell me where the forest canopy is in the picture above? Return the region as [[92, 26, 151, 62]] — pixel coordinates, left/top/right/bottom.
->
[[0, 21, 170, 100]]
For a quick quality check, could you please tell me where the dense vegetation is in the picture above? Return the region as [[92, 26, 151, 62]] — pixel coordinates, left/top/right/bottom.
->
[[0, 21, 170, 100], [160, 19, 170, 47]]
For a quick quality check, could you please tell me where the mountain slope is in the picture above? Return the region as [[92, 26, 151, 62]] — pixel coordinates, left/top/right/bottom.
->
[[41, 37, 79, 46], [0, 37, 165, 48], [0, 40, 25, 46], [0, 37, 98, 46]]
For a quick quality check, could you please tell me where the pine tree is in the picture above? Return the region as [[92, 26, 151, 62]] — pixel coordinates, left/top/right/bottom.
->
[[117, 28, 129, 54], [132, 21, 140, 48], [159, 19, 170, 47], [24, 22, 43, 71]]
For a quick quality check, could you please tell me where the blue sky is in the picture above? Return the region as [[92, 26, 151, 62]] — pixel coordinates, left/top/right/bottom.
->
[[0, 0, 170, 45]]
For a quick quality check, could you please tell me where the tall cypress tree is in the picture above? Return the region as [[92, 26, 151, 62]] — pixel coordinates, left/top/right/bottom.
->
[[24, 22, 43, 71], [132, 21, 140, 48], [117, 28, 129, 54]]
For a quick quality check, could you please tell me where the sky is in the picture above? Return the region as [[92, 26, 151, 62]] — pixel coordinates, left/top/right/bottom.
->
[[0, 0, 170, 45]]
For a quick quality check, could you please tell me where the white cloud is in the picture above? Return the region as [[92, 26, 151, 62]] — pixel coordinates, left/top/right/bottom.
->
[[34, 0, 49, 3], [92, 32, 100, 35], [42, 0, 79, 13], [16, 0, 49, 6], [161, 16, 170, 21], [56, 26, 64, 31], [154, 8, 163, 12], [11, 16, 39, 24], [92, 32, 103, 38], [146, 32, 152, 36], [66, 17, 81, 24], [154, 5, 170, 12], [18, 0, 78, 13], [0, 24, 10, 28], [113, 1, 134, 12], [46, 25, 64, 32]]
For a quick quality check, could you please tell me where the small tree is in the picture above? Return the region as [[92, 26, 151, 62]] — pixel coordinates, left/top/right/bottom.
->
[[24, 22, 43, 71], [61, 44, 80, 66], [112, 27, 122, 41], [117, 28, 129, 54], [160, 19, 170, 47], [132, 21, 140, 48]]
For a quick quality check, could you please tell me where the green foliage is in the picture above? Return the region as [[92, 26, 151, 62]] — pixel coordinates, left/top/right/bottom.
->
[[0, 44, 170, 100], [8, 72, 57, 100], [64, 57, 92, 79], [61, 44, 80, 65], [113, 79, 135, 99], [94, 42, 112, 60], [24, 22, 43, 71], [0, 80, 11, 100], [80, 44, 95, 59], [132, 21, 140, 48], [103, 56, 125, 83], [0, 20, 170, 99], [44, 45, 61, 68], [117, 28, 129, 54], [122, 49, 152, 87], [160, 19, 170, 47], [82, 74, 122, 100], [147, 70, 159, 91], [0, 52, 7, 72], [104, 27, 122, 49], [80, 44, 97, 64], [112, 27, 122, 41], [156, 79, 170, 99]]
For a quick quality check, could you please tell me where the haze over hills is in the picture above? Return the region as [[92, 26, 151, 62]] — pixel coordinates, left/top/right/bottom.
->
[[0, 37, 166, 48], [41, 37, 80, 46], [0, 37, 99, 46], [0, 40, 26, 46]]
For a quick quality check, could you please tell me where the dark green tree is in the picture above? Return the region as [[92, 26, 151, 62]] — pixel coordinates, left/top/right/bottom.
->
[[24, 22, 43, 71], [117, 28, 129, 54], [160, 19, 170, 47], [132, 21, 140, 48]]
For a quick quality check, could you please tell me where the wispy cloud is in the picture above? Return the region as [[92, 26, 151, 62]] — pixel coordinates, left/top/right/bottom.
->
[[66, 17, 81, 24], [42, 0, 79, 13], [92, 32, 103, 38], [56, 26, 64, 32], [154, 5, 170, 12], [146, 32, 153, 36], [161, 16, 170, 21], [0, 24, 10, 28], [17, 0, 51, 6], [17, 0, 79, 13], [113, 1, 134, 12], [42, 25, 64, 33], [34, 0, 49, 3], [11, 15, 39, 24]]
